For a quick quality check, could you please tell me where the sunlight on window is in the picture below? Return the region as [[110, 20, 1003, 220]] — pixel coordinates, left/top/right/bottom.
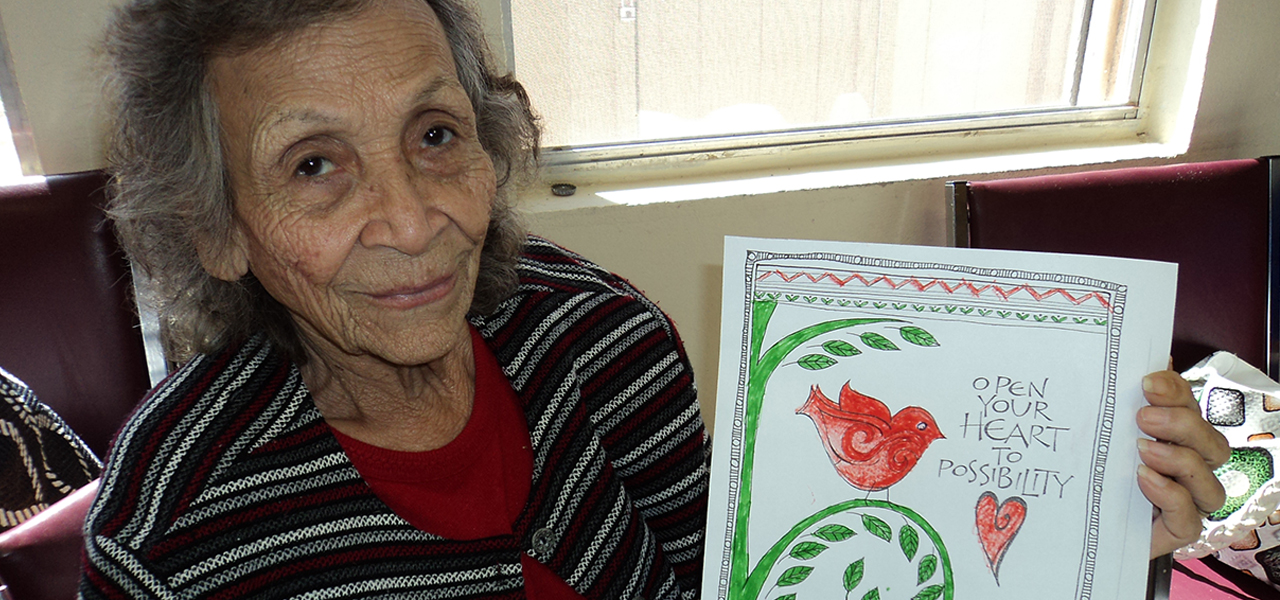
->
[[0, 103, 26, 184], [0, 15, 38, 185], [513, 0, 1149, 149]]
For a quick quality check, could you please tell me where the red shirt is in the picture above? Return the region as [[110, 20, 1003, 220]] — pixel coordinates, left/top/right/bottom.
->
[[330, 327, 586, 599]]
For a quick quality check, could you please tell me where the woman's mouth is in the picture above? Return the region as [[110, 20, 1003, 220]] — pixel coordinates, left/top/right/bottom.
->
[[365, 275, 457, 310]]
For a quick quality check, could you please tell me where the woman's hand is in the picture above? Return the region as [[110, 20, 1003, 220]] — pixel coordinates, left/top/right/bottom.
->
[[1136, 370, 1231, 558]]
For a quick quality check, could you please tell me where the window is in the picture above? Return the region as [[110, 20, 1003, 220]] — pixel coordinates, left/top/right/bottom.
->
[[0, 12, 39, 184], [506, 0, 1171, 175]]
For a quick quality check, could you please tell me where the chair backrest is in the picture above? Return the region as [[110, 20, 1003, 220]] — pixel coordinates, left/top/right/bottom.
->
[[948, 157, 1279, 378], [0, 170, 151, 458]]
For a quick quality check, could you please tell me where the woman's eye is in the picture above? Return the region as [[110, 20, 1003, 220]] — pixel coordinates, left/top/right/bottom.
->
[[421, 126, 455, 148], [295, 156, 335, 177]]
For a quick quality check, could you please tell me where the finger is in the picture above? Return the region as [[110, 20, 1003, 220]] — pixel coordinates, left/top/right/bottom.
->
[[1139, 464, 1204, 558], [1137, 404, 1232, 469], [1142, 371, 1198, 410], [1138, 371, 1232, 469], [1138, 438, 1226, 514]]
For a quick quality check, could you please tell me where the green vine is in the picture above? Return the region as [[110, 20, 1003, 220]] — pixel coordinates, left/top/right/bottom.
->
[[730, 299, 947, 600], [746, 499, 954, 600]]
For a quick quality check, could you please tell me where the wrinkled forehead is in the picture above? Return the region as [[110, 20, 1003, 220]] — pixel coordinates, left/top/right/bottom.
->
[[223, 0, 453, 79], [212, 0, 450, 69], [208, 0, 461, 135], [212, 0, 373, 56]]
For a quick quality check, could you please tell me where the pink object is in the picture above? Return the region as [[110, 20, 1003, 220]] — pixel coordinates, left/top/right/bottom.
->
[[1171, 556, 1280, 599], [0, 480, 99, 600], [0, 480, 98, 550]]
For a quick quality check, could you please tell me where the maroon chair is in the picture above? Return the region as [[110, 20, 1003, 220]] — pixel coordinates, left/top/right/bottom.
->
[[948, 157, 1280, 600], [0, 171, 152, 600], [0, 170, 151, 457], [949, 157, 1278, 378], [0, 483, 99, 600]]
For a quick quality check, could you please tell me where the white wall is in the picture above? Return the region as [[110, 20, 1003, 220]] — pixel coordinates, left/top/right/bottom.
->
[[5, 0, 1277, 426]]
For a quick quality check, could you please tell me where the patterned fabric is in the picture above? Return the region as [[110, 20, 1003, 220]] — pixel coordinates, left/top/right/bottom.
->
[[80, 237, 710, 599], [0, 367, 101, 531], [1175, 352, 1280, 592]]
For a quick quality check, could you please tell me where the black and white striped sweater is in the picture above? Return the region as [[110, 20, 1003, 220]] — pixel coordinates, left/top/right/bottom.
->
[[80, 237, 710, 599]]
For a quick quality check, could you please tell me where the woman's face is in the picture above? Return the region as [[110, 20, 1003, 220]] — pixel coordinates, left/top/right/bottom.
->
[[206, 0, 495, 367]]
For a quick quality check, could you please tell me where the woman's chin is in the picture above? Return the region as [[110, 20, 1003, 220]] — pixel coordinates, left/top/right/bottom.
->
[[332, 318, 472, 369]]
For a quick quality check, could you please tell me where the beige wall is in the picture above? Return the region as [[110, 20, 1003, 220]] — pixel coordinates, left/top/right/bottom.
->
[[5, 0, 1278, 426]]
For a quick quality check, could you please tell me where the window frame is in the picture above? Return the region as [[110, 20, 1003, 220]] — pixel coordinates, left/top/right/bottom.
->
[[482, 0, 1215, 195]]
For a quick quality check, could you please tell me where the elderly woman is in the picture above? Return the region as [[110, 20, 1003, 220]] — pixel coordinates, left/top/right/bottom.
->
[[81, 0, 1224, 598], [82, 0, 708, 598]]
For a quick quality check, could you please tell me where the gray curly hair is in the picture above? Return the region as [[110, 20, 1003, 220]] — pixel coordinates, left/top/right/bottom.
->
[[102, 0, 539, 364]]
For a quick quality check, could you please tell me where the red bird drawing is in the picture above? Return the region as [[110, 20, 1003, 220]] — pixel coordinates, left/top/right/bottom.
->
[[797, 382, 944, 491]]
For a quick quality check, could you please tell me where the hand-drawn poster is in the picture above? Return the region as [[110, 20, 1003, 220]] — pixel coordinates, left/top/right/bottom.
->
[[704, 237, 1177, 600]]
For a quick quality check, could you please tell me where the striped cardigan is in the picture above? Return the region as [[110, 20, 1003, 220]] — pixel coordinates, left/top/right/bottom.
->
[[80, 237, 710, 599]]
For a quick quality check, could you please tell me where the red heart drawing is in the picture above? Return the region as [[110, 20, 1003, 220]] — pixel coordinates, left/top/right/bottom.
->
[[975, 491, 1027, 583]]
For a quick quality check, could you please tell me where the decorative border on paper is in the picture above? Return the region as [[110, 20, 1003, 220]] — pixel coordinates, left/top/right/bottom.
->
[[713, 250, 1126, 600]]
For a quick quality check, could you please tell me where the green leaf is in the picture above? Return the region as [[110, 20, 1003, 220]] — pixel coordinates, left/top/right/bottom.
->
[[776, 566, 814, 587], [812, 524, 856, 542], [899, 326, 939, 347], [860, 332, 900, 351], [822, 339, 860, 357], [912, 585, 945, 600], [861, 589, 880, 600], [863, 514, 892, 542], [798, 354, 838, 370], [774, 595, 797, 600], [789, 541, 828, 560], [843, 559, 865, 592], [899, 524, 919, 560], [918, 554, 938, 584]]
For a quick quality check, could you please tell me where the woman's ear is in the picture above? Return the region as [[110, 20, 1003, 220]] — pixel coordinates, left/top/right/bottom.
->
[[196, 223, 249, 282]]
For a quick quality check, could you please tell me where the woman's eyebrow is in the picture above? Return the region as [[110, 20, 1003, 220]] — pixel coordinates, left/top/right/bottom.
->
[[257, 107, 345, 159], [410, 75, 467, 107], [255, 109, 340, 167], [262, 76, 465, 135], [255, 76, 470, 158], [264, 109, 341, 135]]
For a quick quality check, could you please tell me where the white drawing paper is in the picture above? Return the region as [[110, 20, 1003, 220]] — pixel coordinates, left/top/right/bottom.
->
[[703, 237, 1177, 600]]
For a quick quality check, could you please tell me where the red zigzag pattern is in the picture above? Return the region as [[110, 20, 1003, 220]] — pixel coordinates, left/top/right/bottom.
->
[[757, 269, 1112, 309]]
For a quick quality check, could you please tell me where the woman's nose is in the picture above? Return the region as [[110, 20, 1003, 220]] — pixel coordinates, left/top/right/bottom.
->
[[357, 171, 439, 256]]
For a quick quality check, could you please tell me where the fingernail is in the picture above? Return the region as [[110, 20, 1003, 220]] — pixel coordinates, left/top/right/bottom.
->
[[1138, 438, 1169, 457], [1139, 406, 1169, 426], [1143, 375, 1168, 394], [1138, 464, 1167, 487]]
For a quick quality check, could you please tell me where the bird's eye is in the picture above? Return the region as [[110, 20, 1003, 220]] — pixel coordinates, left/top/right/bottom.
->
[[917, 422, 928, 431], [422, 126, 455, 148], [295, 156, 334, 177]]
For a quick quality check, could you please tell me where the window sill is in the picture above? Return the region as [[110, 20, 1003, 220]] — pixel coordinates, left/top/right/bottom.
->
[[518, 135, 1188, 212]]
